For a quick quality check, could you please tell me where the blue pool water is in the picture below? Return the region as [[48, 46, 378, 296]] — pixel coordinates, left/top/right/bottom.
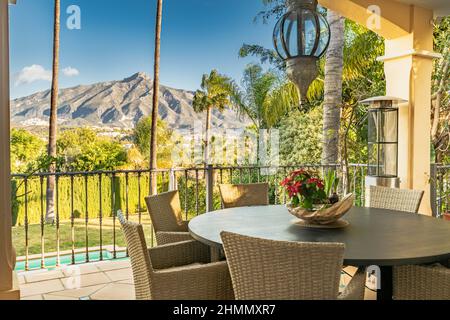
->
[[15, 250, 128, 272]]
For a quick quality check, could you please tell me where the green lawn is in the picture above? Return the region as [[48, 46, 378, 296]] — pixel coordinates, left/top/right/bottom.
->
[[12, 214, 156, 257]]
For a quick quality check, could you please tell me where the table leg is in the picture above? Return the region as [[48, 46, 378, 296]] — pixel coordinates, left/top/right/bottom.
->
[[377, 266, 393, 301]]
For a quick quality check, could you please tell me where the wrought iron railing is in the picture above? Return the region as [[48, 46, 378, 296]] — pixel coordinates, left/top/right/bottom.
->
[[11, 163, 447, 271]]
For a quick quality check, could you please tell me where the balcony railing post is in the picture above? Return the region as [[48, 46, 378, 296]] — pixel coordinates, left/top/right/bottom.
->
[[206, 165, 214, 212], [169, 168, 177, 191]]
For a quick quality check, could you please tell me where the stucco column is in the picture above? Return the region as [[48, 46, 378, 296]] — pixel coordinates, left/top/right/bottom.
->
[[0, 0, 19, 300], [379, 6, 438, 215]]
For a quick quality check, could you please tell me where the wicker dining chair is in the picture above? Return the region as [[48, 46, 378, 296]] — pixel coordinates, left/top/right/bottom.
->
[[221, 231, 366, 300], [219, 183, 269, 209], [366, 186, 450, 299], [366, 185, 424, 213], [117, 211, 234, 300], [145, 191, 192, 245], [393, 264, 450, 300]]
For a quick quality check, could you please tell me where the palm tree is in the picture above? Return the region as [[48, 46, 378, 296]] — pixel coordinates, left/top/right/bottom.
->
[[232, 64, 298, 164], [193, 70, 233, 165], [46, 0, 60, 224], [431, 17, 450, 163], [149, 0, 163, 195], [234, 64, 298, 130], [322, 10, 345, 166]]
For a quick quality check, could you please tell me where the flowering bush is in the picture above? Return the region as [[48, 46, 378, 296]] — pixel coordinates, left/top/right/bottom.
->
[[280, 169, 328, 210]]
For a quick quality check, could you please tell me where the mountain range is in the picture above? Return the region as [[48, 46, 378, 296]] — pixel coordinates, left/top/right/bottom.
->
[[11, 72, 249, 131]]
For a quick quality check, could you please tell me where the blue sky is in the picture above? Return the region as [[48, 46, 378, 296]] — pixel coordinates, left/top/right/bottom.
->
[[9, 0, 276, 99]]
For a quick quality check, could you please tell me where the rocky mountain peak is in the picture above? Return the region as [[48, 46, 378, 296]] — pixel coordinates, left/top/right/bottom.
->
[[123, 72, 150, 82]]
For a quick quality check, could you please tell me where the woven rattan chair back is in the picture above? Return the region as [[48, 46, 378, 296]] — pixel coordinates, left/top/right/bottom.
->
[[145, 191, 185, 232], [221, 231, 345, 300], [367, 186, 424, 213], [118, 210, 153, 300], [219, 183, 269, 209], [394, 265, 450, 300]]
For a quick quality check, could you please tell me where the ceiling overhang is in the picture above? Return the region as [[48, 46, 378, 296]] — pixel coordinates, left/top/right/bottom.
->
[[393, 0, 450, 17]]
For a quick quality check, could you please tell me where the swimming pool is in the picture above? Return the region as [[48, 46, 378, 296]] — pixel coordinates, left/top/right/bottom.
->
[[15, 250, 128, 272]]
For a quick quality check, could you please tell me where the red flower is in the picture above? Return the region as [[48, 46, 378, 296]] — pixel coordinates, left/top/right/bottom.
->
[[281, 169, 326, 204], [307, 178, 324, 189], [291, 169, 308, 179], [280, 177, 292, 187], [286, 180, 302, 197]]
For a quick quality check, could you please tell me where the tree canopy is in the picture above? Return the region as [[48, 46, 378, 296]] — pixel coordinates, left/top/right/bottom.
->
[[133, 116, 175, 168], [10, 129, 45, 173], [232, 64, 298, 130], [56, 128, 127, 171]]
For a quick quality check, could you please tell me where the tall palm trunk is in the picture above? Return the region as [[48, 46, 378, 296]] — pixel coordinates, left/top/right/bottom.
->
[[322, 10, 345, 184], [431, 49, 449, 163], [46, 0, 60, 224], [204, 106, 212, 165], [150, 0, 163, 195]]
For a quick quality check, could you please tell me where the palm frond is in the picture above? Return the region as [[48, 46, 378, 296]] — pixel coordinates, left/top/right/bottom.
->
[[263, 81, 299, 128], [193, 70, 234, 115]]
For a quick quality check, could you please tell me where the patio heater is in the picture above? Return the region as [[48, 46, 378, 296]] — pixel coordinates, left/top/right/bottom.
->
[[361, 96, 407, 189], [273, 0, 330, 106]]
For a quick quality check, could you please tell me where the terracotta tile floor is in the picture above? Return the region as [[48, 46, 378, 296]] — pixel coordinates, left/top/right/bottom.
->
[[18, 261, 376, 300]]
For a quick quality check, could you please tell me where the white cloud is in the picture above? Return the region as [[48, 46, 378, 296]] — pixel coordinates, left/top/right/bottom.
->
[[62, 66, 80, 77], [14, 64, 52, 86]]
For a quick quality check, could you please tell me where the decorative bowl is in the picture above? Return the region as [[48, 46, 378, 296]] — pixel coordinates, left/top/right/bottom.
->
[[287, 193, 355, 225]]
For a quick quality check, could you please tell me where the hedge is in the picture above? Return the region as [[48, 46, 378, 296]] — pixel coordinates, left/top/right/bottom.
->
[[12, 174, 168, 226]]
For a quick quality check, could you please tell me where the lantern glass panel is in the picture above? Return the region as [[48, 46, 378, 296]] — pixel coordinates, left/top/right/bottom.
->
[[283, 12, 298, 56], [380, 109, 398, 142], [368, 109, 398, 143], [274, 18, 287, 60], [300, 9, 317, 56], [368, 144, 379, 176], [368, 111, 378, 143], [316, 14, 330, 57], [368, 144, 398, 177], [379, 144, 398, 177]]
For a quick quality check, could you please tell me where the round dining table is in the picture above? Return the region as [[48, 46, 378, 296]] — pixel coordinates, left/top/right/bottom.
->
[[188, 205, 450, 300]]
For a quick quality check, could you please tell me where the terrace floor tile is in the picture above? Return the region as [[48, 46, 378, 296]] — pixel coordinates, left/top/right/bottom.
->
[[45, 284, 107, 299], [62, 263, 101, 277], [43, 294, 79, 300], [104, 268, 133, 282], [20, 279, 65, 297], [21, 294, 43, 300], [117, 278, 134, 285], [95, 260, 131, 272], [90, 283, 135, 300], [60, 272, 111, 289], [365, 288, 377, 300], [23, 269, 65, 283]]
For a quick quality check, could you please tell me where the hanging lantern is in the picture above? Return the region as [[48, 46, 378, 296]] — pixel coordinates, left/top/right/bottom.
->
[[273, 0, 330, 105]]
